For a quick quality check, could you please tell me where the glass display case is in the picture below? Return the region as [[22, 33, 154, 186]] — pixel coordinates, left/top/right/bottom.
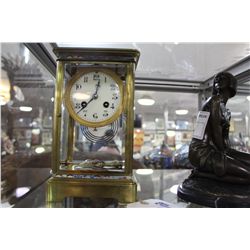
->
[[1, 43, 55, 205], [1, 42, 249, 208]]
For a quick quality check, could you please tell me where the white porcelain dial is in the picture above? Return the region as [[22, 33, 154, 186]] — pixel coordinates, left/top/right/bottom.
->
[[65, 69, 123, 127]]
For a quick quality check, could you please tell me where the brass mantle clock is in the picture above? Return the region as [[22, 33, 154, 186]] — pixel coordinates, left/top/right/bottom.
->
[[47, 47, 140, 205]]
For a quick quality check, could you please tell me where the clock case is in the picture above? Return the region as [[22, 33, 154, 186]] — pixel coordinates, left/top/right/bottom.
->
[[47, 48, 140, 204]]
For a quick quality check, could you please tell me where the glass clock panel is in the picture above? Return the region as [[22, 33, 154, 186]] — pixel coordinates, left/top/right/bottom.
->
[[59, 118, 126, 173], [59, 64, 126, 173]]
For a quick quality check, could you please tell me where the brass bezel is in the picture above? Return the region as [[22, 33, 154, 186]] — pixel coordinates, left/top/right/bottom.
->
[[64, 68, 124, 128]]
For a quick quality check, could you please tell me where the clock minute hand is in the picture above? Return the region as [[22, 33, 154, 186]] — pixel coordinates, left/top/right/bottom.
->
[[93, 80, 101, 97]]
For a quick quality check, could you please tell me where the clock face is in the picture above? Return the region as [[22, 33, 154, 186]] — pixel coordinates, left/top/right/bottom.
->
[[65, 69, 123, 127]]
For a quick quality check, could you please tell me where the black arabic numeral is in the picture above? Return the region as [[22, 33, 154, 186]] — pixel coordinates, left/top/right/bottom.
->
[[110, 84, 116, 91], [76, 84, 82, 90], [75, 103, 81, 109], [112, 93, 118, 100], [93, 73, 100, 80]]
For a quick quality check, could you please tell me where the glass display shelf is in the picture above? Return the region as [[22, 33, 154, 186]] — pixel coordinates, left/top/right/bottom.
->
[[9, 169, 204, 208]]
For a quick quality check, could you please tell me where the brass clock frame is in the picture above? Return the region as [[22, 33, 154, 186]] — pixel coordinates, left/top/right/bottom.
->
[[47, 47, 140, 205], [64, 68, 124, 128]]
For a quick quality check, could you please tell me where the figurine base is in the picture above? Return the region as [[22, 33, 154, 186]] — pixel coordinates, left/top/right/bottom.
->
[[178, 176, 250, 207], [46, 176, 137, 206]]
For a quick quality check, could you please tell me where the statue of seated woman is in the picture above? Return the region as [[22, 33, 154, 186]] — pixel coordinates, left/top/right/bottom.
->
[[189, 72, 250, 184]]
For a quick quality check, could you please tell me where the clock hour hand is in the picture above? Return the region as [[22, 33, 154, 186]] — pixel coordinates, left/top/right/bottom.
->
[[76, 81, 100, 114]]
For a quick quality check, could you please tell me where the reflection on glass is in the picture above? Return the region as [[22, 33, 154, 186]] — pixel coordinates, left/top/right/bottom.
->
[[1, 43, 55, 205], [134, 90, 198, 170], [134, 89, 250, 170]]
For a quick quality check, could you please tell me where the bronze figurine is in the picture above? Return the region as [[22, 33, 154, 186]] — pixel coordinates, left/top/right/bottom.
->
[[189, 72, 250, 184]]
